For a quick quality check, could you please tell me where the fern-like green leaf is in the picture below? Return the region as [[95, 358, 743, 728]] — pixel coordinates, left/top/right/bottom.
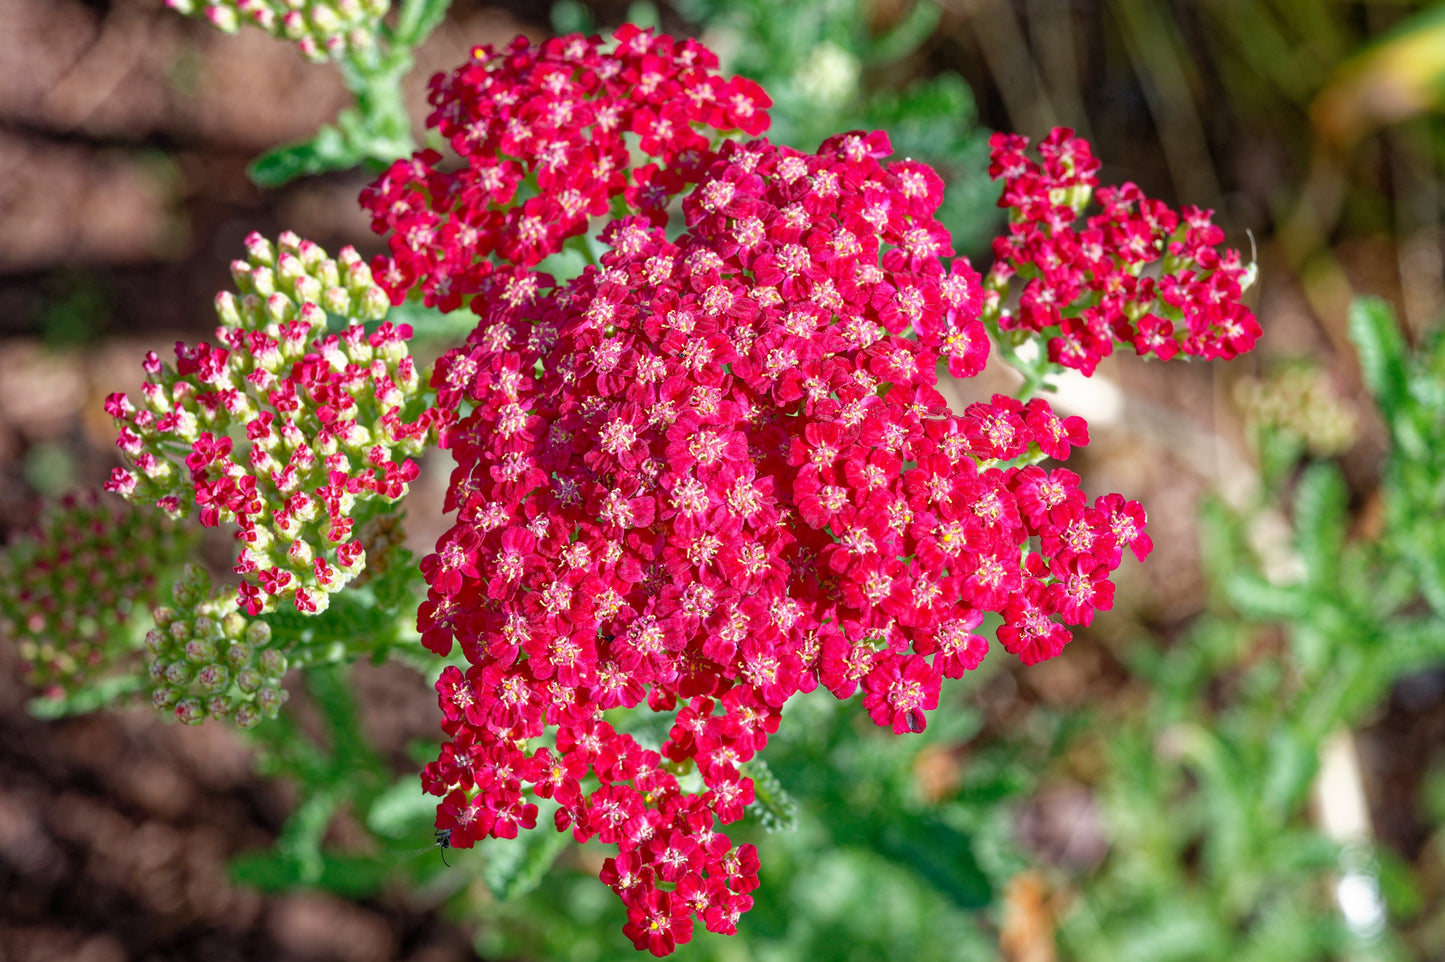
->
[[1348, 297, 1409, 425], [480, 800, 571, 901], [1222, 571, 1309, 621], [1291, 461, 1348, 589], [744, 757, 800, 832]]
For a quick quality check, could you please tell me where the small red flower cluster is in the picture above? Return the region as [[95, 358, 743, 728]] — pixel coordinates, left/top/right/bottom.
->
[[987, 128, 1260, 374], [104, 232, 441, 616], [359, 26, 771, 313]]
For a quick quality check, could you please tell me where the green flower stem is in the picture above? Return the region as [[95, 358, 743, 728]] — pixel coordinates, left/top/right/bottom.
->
[[985, 316, 1059, 401], [249, 0, 453, 186]]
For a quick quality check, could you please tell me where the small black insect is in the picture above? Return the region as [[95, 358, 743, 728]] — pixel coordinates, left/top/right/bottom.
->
[[435, 828, 453, 868]]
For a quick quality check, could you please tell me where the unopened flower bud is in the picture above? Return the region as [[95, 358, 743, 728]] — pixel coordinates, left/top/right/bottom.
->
[[234, 704, 261, 729], [323, 286, 351, 316], [265, 293, 294, 324], [359, 287, 389, 321], [204, 6, 239, 32], [174, 698, 206, 725], [196, 664, 230, 693], [257, 648, 287, 677], [184, 638, 218, 664], [250, 265, 277, 299], [216, 291, 245, 328], [293, 274, 323, 305], [256, 684, 286, 716]]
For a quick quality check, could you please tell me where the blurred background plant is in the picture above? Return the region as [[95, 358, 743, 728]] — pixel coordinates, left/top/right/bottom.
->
[[6, 1, 1445, 961]]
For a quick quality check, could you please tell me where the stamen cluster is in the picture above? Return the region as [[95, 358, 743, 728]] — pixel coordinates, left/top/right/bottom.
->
[[1, 492, 192, 695], [358, 26, 771, 311], [104, 231, 442, 616], [986, 128, 1261, 374], [147, 564, 287, 728], [164, 0, 390, 63]]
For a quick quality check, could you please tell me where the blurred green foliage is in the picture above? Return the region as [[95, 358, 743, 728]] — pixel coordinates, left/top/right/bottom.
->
[[1055, 299, 1445, 962]]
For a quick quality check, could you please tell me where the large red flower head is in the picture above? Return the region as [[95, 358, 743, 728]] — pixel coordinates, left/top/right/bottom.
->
[[413, 129, 1151, 952]]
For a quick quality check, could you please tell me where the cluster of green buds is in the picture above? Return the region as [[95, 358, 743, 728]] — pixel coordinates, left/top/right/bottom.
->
[[148, 564, 288, 728], [1236, 364, 1359, 457], [104, 231, 442, 617], [0, 492, 193, 696], [164, 0, 392, 63]]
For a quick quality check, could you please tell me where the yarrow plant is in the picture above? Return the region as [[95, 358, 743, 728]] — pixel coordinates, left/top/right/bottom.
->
[[983, 129, 1261, 376], [4, 19, 1264, 958]]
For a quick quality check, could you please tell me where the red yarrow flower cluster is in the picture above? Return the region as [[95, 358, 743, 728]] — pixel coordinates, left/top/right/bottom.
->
[[986, 128, 1260, 374], [401, 112, 1164, 950], [359, 25, 771, 312]]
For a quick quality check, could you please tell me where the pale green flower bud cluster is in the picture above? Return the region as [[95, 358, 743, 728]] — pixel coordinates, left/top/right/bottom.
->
[[165, 0, 391, 63], [147, 564, 288, 728], [1236, 365, 1359, 457], [0, 492, 194, 696], [105, 231, 440, 617]]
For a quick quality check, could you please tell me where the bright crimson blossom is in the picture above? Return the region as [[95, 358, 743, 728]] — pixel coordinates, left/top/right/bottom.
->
[[986, 127, 1261, 373], [359, 27, 772, 312], [362, 27, 1254, 955]]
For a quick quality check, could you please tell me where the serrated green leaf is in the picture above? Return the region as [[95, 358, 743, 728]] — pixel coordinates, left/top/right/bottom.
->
[[549, 0, 595, 35], [26, 673, 145, 719], [1258, 728, 1319, 823], [480, 800, 571, 900], [366, 777, 437, 839], [263, 584, 397, 655], [1257, 830, 1341, 876], [1292, 461, 1348, 588], [229, 850, 393, 897], [247, 124, 361, 188], [275, 790, 340, 886], [744, 757, 799, 832], [1222, 571, 1309, 620], [862, 0, 942, 65], [1347, 297, 1409, 425]]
